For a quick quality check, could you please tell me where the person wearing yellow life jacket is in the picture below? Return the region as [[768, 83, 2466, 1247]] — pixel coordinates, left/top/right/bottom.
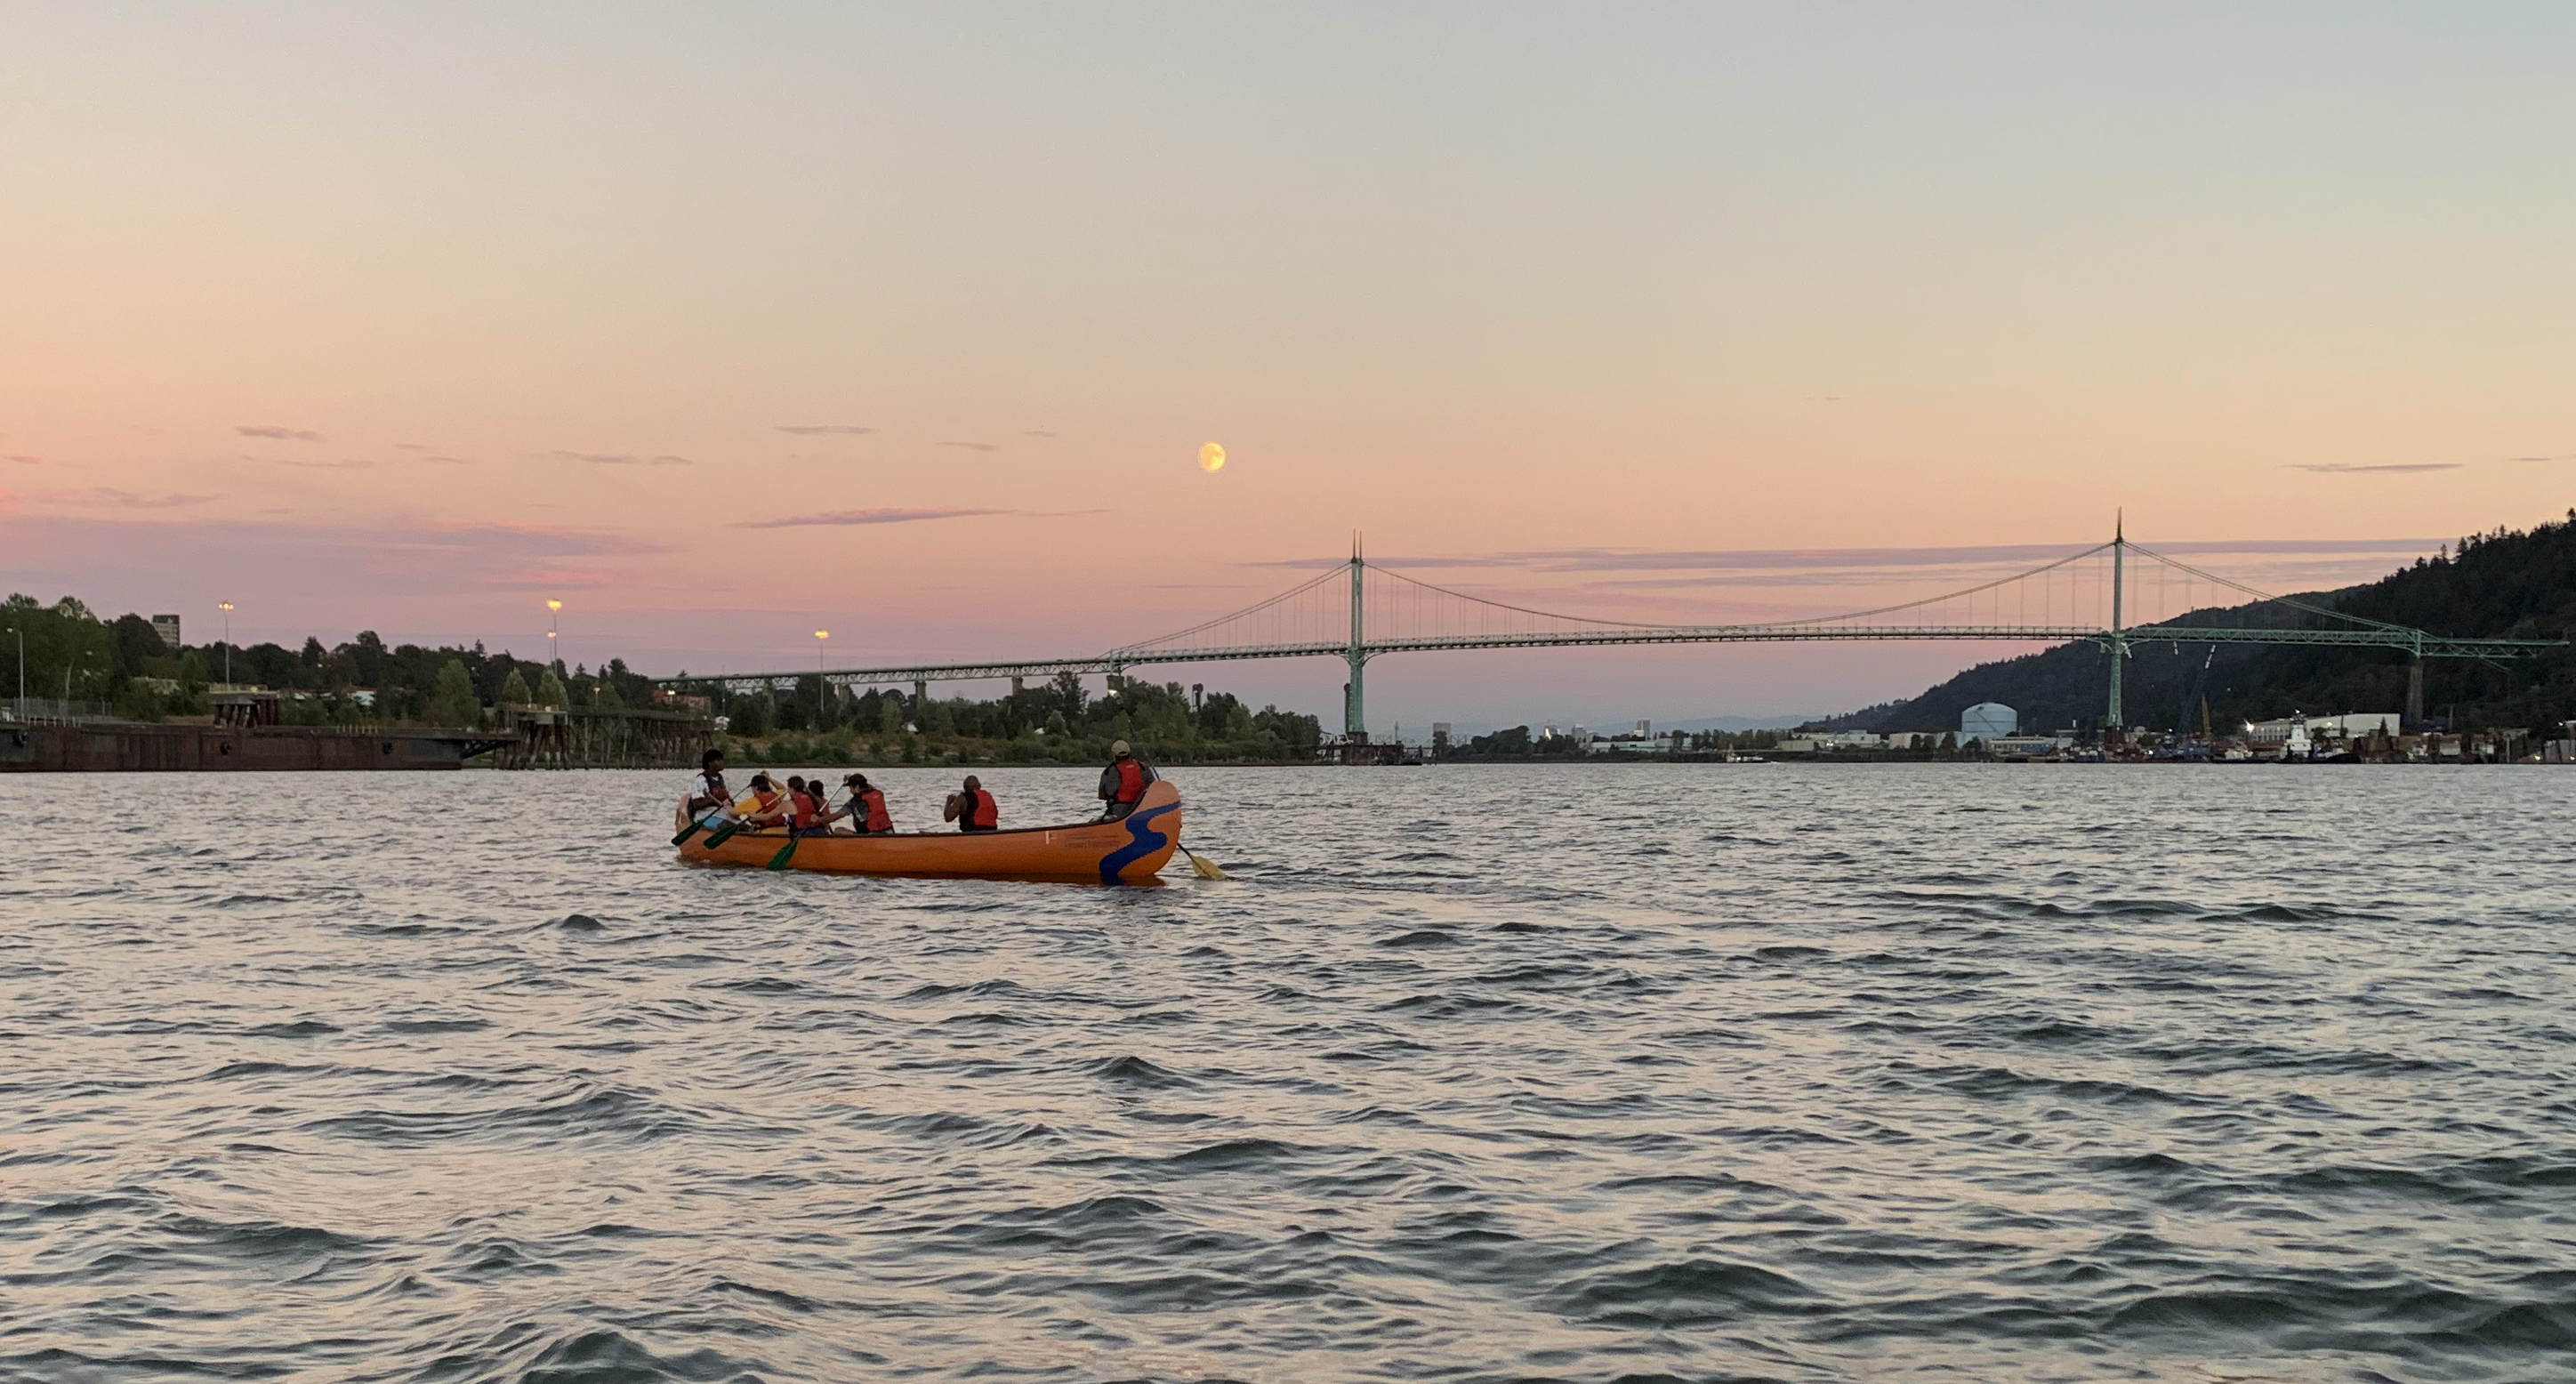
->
[[837, 773, 892, 835], [1098, 740, 1158, 820], [944, 775, 999, 833]]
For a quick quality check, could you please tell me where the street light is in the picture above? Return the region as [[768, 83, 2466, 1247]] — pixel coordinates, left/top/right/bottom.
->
[[4, 626, 20, 719], [217, 601, 233, 684], [546, 599, 562, 672], [814, 630, 830, 726]]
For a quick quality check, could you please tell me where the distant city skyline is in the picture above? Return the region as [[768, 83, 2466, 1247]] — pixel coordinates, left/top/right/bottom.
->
[[6, 4, 2572, 725]]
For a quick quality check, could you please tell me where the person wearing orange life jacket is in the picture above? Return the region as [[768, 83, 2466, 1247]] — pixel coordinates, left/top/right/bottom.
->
[[943, 775, 999, 833], [740, 774, 788, 829], [836, 773, 892, 835], [1097, 740, 1159, 820]]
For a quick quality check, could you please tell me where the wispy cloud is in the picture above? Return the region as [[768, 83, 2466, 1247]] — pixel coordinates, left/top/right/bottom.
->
[[2507, 453, 2576, 463], [4, 455, 37, 465], [0, 512, 665, 596], [550, 450, 693, 467], [237, 425, 322, 441], [2283, 462, 2463, 474], [271, 457, 374, 470], [1024, 428, 1058, 439], [938, 441, 998, 453], [1252, 537, 2445, 575], [736, 506, 1014, 530], [394, 442, 427, 451], [775, 424, 874, 436], [422, 455, 471, 465], [19, 487, 221, 509]]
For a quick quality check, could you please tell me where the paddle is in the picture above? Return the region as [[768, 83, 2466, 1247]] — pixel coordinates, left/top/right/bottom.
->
[[1176, 843, 1229, 881], [672, 802, 735, 847], [707, 801, 775, 849], [765, 792, 843, 871]]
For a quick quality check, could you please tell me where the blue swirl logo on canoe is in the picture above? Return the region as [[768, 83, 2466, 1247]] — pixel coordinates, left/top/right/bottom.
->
[[1098, 801, 1179, 884]]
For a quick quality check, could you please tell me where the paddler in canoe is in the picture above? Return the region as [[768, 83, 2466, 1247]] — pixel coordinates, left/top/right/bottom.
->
[[672, 764, 1183, 882]]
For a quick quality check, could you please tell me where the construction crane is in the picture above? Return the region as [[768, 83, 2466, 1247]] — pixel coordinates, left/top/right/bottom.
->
[[2162, 645, 2218, 760]]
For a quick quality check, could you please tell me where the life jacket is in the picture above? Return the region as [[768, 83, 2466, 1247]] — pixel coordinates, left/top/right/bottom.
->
[[790, 789, 821, 830], [696, 769, 729, 806], [859, 787, 890, 833], [1110, 757, 1149, 803], [962, 786, 998, 828], [746, 787, 784, 824]]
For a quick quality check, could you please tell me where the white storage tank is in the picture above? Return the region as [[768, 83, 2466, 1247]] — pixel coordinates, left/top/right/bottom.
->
[[1960, 703, 2016, 743]]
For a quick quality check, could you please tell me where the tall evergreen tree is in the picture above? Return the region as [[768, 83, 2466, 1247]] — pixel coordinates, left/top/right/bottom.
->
[[427, 659, 479, 727]]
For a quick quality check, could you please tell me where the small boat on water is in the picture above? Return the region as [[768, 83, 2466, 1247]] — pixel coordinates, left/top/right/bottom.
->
[[672, 779, 1182, 883]]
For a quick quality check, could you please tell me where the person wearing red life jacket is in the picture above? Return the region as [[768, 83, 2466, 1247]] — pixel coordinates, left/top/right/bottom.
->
[[1097, 740, 1158, 820], [837, 773, 892, 835], [788, 776, 841, 837], [943, 775, 999, 833]]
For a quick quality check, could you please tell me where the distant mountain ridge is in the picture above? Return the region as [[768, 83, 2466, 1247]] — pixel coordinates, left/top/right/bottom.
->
[[1811, 511, 2576, 735]]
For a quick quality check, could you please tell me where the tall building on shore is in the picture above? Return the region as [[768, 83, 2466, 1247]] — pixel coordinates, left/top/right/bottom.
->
[[150, 615, 181, 649]]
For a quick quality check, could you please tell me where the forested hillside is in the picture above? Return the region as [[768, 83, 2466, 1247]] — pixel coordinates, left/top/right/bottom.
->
[[1826, 512, 2576, 735]]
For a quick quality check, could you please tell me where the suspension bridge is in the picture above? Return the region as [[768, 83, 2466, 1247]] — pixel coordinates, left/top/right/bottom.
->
[[661, 526, 2562, 736]]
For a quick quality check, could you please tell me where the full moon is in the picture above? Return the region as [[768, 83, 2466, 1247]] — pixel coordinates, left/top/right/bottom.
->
[[1198, 441, 1226, 472]]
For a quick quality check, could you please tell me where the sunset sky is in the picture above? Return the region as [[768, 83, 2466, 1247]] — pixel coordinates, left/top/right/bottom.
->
[[5, 4, 2572, 728]]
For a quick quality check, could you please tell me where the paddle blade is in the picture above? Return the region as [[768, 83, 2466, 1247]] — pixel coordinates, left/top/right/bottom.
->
[[704, 822, 742, 848], [1185, 849, 1229, 881], [672, 824, 704, 846], [765, 840, 798, 872]]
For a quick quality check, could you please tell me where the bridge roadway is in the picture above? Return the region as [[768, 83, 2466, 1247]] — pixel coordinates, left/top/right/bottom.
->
[[659, 620, 2562, 713]]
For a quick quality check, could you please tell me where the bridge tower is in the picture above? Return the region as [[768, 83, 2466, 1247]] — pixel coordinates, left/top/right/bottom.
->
[[2105, 515, 2127, 736], [1345, 536, 1367, 739]]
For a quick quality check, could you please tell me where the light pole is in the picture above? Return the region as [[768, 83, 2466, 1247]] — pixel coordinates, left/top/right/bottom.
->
[[5, 626, 20, 718], [217, 601, 233, 684], [546, 599, 562, 672], [814, 630, 830, 727]]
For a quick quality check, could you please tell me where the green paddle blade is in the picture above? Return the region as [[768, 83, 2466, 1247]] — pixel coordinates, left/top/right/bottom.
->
[[704, 821, 743, 848], [765, 838, 799, 871], [672, 823, 705, 846]]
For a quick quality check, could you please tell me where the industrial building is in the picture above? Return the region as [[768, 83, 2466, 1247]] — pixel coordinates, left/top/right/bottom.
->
[[1960, 703, 2016, 743]]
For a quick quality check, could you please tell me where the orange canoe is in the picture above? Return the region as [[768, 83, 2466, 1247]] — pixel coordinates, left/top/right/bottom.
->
[[672, 779, 1181, 882]]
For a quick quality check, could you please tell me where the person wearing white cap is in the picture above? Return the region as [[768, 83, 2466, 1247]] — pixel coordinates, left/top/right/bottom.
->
[[1098, 739, 1158, 820]]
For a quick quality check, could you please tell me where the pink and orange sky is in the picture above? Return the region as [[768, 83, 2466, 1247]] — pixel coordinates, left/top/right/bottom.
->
[[5, 5, 2572, 728]]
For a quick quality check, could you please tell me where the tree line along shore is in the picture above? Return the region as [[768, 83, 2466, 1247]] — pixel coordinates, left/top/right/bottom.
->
[[0, 594, 1325, 767]]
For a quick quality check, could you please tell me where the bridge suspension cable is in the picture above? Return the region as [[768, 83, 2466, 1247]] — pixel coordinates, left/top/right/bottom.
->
[[667, 527, 2560, 737]]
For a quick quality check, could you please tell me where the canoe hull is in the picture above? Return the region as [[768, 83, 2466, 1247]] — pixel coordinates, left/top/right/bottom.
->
[[674, 779, 1180, 883]]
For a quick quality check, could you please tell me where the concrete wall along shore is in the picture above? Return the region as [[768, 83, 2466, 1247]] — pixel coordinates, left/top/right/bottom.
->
[[0, 720, 507, 772], [1, 704, 715, 773]]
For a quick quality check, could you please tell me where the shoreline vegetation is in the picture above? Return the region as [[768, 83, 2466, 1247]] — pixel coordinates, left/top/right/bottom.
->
[[0, 592, 1325, 767], [706, 672, 1324, 768]]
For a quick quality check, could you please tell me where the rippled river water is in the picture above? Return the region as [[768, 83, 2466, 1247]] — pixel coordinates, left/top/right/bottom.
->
[[3, 765, 2572, 1383]]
